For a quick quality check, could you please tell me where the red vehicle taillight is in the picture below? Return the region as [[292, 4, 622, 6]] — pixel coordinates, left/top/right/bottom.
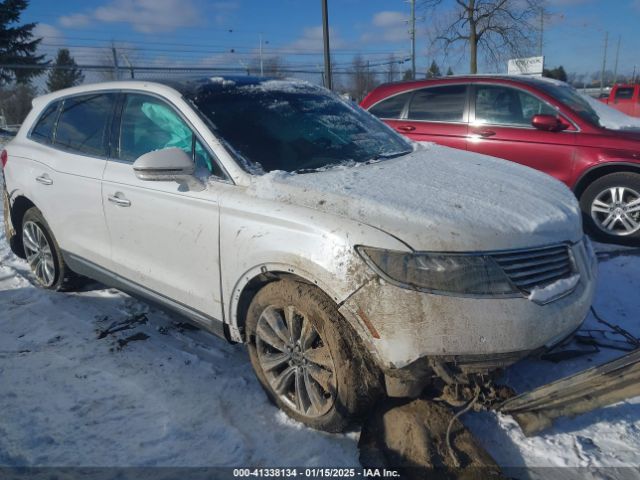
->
[[0, 150, 7, 169]]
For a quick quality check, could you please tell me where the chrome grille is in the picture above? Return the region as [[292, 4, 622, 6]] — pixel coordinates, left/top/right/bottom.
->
[[492, 244, 575, 292]]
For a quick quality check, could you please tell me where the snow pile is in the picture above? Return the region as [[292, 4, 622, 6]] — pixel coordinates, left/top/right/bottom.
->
[[581, 94, 640, 131], [527, 274, 580, 304], [249, 143, 582, 251]]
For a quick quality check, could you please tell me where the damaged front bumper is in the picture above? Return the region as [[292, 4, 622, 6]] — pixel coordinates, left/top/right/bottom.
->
[[339, 239, 597, 397]]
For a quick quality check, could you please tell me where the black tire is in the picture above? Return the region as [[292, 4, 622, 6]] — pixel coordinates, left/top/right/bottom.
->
[[21, 207, 77, 291], [246, 279, 382, 432], [580, 172, 640, 245]]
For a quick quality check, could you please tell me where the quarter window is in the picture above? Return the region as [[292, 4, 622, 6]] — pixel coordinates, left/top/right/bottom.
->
[[407, 85, 467, 122], [55, 93, 116, 156], [368, 91, 412, 119], [474, 85, 557, 127], [118, 94, 222, 177], [30, 101, 60, 144]]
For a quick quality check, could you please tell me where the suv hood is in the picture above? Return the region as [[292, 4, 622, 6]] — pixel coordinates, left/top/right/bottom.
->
[[247, 143, 582, 252]]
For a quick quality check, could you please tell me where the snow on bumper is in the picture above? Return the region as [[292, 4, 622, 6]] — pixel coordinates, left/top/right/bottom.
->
[[339, 240, 597, 371]]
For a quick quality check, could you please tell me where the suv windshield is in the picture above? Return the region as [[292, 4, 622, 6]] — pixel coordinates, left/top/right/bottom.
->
[[187, 80, 412, 173], [535, 81, 601, 127]]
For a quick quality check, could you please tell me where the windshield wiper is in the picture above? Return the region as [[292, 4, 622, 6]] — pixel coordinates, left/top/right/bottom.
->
[[372, 149, 412, 161]]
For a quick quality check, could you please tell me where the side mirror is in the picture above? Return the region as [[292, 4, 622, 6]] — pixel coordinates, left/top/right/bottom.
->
[[531, 114, 569, 132], [133, 147, 205, 192]]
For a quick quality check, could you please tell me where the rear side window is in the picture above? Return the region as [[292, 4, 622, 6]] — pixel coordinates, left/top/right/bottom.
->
[[30, 102, 60, 144], [55, 93, 116, 157], [615, 88, 634, 100], [368, 91, 412, 119], [407, 85, 467, 122]]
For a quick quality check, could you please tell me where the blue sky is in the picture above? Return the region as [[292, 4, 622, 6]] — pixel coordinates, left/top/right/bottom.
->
[[24, 0, 640, 82]]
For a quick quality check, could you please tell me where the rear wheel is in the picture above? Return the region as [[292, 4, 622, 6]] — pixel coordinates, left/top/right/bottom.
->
[[580, 172, 640, 244], [246, 279, 381, 432], [22, 207, 77, 290]]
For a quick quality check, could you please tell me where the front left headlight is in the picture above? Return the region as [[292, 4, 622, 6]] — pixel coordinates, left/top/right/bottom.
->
[[356, 246, 518, 297]]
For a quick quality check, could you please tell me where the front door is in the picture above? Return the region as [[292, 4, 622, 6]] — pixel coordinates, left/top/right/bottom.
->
[[467, 83, 577, 186], [102, 92, 225, 324]]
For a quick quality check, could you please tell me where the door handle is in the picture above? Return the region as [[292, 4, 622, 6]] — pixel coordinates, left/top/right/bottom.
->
[[396, 125, 416, 132], [35, 174, 53, 185], [471, 129, 496, 138], [107, 193, 131, 207]]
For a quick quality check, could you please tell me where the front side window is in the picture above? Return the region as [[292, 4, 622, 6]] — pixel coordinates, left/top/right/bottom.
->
[[368, 91, 412, 119], [188, 81, 412, 174], [30, 101, 60, 144], [118, 94, 222, 177], [407, 85, 467, 122], [474, 85, 557, 127], [55, 93, 116, 156]]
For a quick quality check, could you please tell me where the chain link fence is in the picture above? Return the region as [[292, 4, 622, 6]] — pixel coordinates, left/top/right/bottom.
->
[[0, 63, 331, 127]]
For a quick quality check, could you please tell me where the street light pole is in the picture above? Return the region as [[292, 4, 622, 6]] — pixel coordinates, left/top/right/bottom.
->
[[321, 0, 332, 89]]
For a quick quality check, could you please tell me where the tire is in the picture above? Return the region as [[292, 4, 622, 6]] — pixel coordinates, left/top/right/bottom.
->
[[246, 279, 382, 432], [21, 207, 77, 291], [580, 172, 640, 245], [2, 187, 23, 258]]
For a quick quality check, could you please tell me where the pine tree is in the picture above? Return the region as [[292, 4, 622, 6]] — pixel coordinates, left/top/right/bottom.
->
[[426, 60, 442, 78], [0, 0, 48, 84], [446, 67, 454, 76], [46, 48, 84, 92]]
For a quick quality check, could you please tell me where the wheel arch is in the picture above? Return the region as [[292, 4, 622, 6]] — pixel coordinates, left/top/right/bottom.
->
[[6, 193, 37, 258], [228, 263, 356, 344], [574, 162, 640, 198]]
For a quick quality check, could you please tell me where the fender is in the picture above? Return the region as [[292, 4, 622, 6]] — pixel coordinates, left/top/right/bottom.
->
[[573, 161, 640, 196], [227, 261, 372, 344]]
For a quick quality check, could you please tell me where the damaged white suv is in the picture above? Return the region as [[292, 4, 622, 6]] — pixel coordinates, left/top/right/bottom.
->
[[2, 77, 597, 432]]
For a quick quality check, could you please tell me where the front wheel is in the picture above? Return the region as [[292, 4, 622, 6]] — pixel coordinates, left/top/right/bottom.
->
[[246, 279, 381, 432], [580, 172, 640, 244]]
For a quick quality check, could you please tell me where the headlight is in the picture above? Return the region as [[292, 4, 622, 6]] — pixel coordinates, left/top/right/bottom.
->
[[356, 246, 517, 296]]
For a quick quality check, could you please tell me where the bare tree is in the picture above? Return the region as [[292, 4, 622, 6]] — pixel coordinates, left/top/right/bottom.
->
[[422, 0, 543, 74], [348, 54, 378, 102], [386, 54, 398, 83]]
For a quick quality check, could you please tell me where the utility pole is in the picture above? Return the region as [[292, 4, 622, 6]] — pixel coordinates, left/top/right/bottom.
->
[[539, 6, 544, 56], [111, 46, 120, 80], [599, 31, 608, 96], [321, 0, 332, 90], [613, 35, 621, 85], [410, 0, 416, 79]]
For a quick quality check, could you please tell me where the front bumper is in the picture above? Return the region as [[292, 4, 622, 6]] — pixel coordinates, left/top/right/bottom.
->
[[338, 239, 597, 375]]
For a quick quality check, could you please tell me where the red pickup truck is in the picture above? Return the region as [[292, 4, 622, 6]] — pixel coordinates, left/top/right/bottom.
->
[[600, 84, 640, 117]]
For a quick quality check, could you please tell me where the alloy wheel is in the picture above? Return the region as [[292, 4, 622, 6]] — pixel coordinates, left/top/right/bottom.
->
[[255, 305, 336, 418], [22, 221, 56, 287], [590, 186, 640, 236]]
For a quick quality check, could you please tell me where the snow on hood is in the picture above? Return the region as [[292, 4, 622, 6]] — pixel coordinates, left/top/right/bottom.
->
[[248, 143, 582, 252], [581, 94, 640, 131]]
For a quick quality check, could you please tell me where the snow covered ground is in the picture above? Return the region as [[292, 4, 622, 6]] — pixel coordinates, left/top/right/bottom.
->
[[1, 174, 639, 476]]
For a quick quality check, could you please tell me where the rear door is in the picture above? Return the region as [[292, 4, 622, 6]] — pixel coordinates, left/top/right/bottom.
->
[[467, 83, 577, 185], [400, 84, 469, 150], [31, 92, 116, 267], [101, 92, 226, 325], [367, 85, 469, 150]]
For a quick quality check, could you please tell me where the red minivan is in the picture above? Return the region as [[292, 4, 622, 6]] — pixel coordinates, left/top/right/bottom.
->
[[361, 76, 640, 244]]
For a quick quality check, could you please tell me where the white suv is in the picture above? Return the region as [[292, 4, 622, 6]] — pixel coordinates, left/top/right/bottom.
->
[[1, 77, 597, 432]]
